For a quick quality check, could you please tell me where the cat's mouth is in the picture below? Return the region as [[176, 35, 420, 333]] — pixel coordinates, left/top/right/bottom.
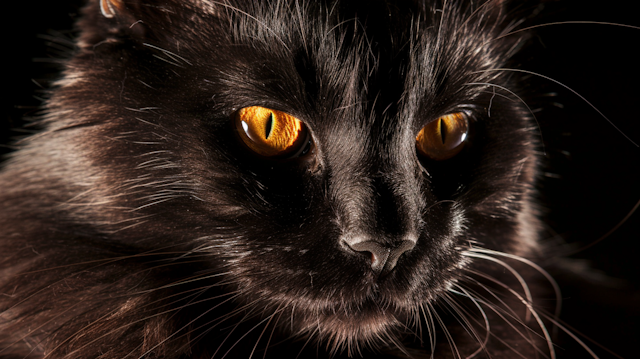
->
[[289, 299, 408, 347], [272, 287, 423, 349]]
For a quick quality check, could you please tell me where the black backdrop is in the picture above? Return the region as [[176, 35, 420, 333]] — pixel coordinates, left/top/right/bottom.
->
[[4, 1, 640, 358]]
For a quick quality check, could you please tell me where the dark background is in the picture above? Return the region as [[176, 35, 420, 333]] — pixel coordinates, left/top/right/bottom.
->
[[3, 1, 639, 358]]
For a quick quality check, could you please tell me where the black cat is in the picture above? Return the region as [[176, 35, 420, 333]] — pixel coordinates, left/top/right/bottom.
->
[[2, 1, 638, 358]]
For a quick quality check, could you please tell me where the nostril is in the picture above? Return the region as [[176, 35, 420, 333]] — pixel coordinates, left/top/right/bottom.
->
[[385, 240, 415, 272], [348, 241, 391, 273], [344, 239, 415, 275]]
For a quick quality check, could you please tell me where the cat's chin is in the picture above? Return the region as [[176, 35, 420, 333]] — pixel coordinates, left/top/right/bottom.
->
[[290, 301, 408, 351], [232, 252, 455, 350]]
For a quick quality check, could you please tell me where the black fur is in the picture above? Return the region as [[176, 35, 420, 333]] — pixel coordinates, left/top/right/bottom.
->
[[1, 1, 637, 358]]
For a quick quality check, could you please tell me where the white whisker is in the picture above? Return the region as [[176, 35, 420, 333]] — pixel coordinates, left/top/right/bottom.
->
[[448, 285, 490, 358], [419, 303, 437, 358], [136, 292, 241, 358], [430, 302, 462, 359], [474, 68, 638, 147], [453, 275, 550, 357], [462, 251, 534, 321], [496, 21, 640, 41], [248, 304, 284, 359], [466, 246, 563, 326], [465, 81, 545, 155], [460, 255, 556, 359]]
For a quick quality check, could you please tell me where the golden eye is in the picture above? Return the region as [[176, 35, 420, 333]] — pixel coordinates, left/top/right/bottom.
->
[[416, 113, 469, 161], [234, 106, 308, 157]]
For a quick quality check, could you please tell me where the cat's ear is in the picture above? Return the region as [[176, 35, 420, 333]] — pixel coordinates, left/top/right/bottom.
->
[[95, 0, 149, 35], [78, 0, 224, 48], [76, 0, 153, 46]]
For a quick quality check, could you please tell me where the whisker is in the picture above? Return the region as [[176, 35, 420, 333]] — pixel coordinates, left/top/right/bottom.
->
[[135, 292, 242, 358], [537, 312, 611, 359], [496, 21, 640, 42], [448, 285, 490, 358], [248, 304, 284, 359], [459, 0, 504, 29], [464, 81, 545, 155], [460, 258, 556, 359], [45, 288, 237, 358], [462, 251, 534, 322], [465, 246, 563, 328], [294, 326, 319, 359], [440, 293, 486, 358], [564, 198, 640, 255], [430, 302, 462, 359], [262, 307, 285, 359], [419, 303, 437, 358], [0, 299, 87, 356], [221, 313, 276, 359], [42, 305, 137, 359], [465, 268, 603, 359], [167, 299, 264, 356], [451, 298, 544, 358], [212, 310, 252, 359], [453, 275, 549, 357], [131, 271, 231, 295], [459, 273, 535, 333], [474, 68, 639, 147], [19, 245, 200, 275]]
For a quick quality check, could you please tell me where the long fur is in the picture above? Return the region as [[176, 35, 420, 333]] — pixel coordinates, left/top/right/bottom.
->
[[0, 1, 603, 358]]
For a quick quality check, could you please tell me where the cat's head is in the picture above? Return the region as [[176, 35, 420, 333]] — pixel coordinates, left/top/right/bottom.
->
[[33, 0, 541, 352]]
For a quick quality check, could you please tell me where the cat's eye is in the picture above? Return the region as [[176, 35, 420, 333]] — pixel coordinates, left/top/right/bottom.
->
[[416, 113, 469, 161], [100, 0, 121, 18], [234, 106, 309, 157]]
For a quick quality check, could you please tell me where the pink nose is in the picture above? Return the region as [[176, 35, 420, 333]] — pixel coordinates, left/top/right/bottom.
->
[[345, 239, 415, 275]]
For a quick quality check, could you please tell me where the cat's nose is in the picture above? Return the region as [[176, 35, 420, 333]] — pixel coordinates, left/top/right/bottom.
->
[[344, 238, 416, 276]]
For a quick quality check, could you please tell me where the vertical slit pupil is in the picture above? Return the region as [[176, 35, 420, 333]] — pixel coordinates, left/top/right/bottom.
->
[[265, 113, 274, 139], [439, 119, 447, 144]]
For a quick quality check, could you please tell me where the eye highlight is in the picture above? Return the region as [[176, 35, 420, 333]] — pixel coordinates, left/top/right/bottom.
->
[[416, 113, 469, 161], [234, 106, 308, 157]]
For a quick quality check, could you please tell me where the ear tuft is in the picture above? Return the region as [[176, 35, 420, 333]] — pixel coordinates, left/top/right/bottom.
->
[[100, 0, 124, 19]]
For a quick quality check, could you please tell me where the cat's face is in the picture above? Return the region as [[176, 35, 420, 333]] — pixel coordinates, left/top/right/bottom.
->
[[47, 0, 539, 350], [2, 0, 558, 357]]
